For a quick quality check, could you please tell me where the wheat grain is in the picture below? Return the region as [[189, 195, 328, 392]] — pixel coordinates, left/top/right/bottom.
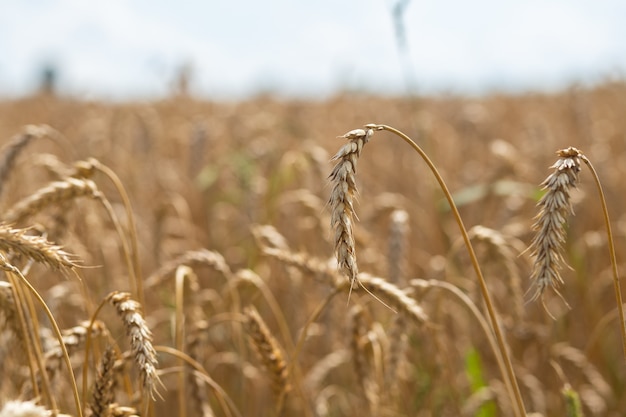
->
[[528, 147, 582, 303]]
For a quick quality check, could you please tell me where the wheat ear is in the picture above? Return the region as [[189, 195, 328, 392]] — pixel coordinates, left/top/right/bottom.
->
[[90, 346, 116, 417], [3, 178, 101, 225], [0, 224, 77, 270], [243, 306, 290, 412], [528, 147, 582, 304], [328, 127, 373, 300], [145, 248, 232, 288], [0, 281, 20, 342], [0, 125, 49, 200], [106, 292, 161, 400]]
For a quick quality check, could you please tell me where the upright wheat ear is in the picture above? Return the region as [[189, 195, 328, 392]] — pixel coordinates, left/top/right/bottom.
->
[[328, 128, 373, 299], [528, 147, 582, 304], [107, 292, 161, 400]]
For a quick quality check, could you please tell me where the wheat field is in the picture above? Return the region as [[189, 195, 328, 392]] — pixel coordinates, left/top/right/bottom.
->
[[1, 83, 626, 416]]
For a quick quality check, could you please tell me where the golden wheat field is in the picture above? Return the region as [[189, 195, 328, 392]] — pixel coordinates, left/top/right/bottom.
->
[[1, 83, 626, 417]]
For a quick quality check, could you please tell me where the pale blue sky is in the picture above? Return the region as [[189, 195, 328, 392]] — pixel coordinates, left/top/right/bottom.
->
[[1, 0, 626, 99]]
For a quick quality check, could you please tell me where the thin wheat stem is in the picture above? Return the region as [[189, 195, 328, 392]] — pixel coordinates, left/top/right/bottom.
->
[[580, 155, 626, 363], [367, 123, 526, 417], [155, 345, 243, 417], [411, 279, 520, 417], [90, 159, 145, 307], [1, 256, 83, 417], [175, 266, 190, 417]]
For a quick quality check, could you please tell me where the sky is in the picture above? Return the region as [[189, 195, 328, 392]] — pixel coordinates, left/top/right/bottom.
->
[[1, 0, 626, 100]]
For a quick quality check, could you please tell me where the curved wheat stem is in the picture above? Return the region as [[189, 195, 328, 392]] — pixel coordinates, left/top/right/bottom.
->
[[349, 123, 526, 417], [579, 154, 626, 363]]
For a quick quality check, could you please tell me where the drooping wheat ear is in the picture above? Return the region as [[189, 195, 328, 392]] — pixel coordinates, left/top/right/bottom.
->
[[0, 125, 49, 200], [0, 224, 77, 270], [251, 223, 291, 251], [107, 292, 161, 399], [260, 247, 340, 286], [90, 346, 116, 417], [342, 273, 428, 326], [243, 306, 290, 406], [528, 147, 582, 304], [328, 127, 374, 294], [3, 178, 101, 225], [145, 248, 232, 288], [43, 320, 109, 384], [388, 209, 409, 285], [468, 225, 524, 320]]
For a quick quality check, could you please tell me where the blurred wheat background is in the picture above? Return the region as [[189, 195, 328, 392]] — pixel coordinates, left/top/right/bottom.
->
[[0, 83, 625, 416], [3, 1, 626, 416]]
